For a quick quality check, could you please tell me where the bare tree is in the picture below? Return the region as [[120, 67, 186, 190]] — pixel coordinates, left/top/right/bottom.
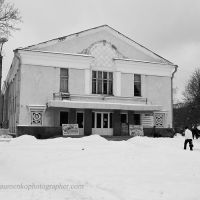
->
[[0, 0, 21, 37], [179, 68, 200, 127], [183, 68, 200, 103]]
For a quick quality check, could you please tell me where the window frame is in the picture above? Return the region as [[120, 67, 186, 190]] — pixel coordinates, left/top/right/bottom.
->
[[60, 68, 69, 93], [92, 71, 113, 95], [134, 74, 141, 97]]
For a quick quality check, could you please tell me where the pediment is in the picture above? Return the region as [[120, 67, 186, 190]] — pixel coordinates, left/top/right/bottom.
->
[[23, 25, 172, 64]]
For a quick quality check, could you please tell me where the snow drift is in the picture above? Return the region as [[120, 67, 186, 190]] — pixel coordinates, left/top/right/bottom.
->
[[0, 135, 200, 200]]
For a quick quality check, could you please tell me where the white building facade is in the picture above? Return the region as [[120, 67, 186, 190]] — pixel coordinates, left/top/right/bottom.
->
[[1, 25, 177, 137]]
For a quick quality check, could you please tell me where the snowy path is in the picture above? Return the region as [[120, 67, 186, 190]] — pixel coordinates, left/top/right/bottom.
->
[[0, 135, 200, 200]]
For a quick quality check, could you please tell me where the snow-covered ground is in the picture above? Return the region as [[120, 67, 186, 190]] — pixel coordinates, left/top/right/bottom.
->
[[0, 134, 200, 200]]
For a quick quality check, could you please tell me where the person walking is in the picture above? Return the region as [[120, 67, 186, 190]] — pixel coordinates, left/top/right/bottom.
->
[[184, 126, 193, 151], [192, 125, 198, 139]]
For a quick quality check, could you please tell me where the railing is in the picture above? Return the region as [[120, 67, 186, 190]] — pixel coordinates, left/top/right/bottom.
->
[[52, 92, 148, 105], [53, 92, 70, 100]]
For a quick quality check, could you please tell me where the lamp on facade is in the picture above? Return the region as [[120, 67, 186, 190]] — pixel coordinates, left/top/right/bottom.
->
[[0, 37, 8, 127]]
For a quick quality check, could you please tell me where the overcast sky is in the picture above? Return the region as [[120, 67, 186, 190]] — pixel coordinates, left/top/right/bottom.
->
[[2, 0, 200, 101]]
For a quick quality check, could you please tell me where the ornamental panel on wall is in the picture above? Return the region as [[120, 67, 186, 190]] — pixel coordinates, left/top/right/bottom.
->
[[154, 113, 165, 128], [31, 111, 43, 125]]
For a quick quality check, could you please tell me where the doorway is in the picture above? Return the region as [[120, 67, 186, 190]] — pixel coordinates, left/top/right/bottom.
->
[[76, 112, 84, 135], [60, 112, 68, 126], [121, 113, 129, 135], [92, 112, 113, 135]]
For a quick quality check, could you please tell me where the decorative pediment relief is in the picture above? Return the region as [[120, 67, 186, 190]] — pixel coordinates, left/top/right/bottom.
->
[[80, 40, 127, 68]]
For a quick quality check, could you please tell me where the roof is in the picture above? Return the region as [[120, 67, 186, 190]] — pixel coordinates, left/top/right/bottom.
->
[[18, 25, 174, 65]]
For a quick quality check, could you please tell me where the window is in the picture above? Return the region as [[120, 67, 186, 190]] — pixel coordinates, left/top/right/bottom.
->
[[92, 71, 113, 95], [97, 113, 101, 128], [110, 113, 113, 128], [60, 68, 68, 93], [103, 113, 108, 128], [134, 114, 141, 125], [134, 74, 141, 96], [121, 113, 128, 123]]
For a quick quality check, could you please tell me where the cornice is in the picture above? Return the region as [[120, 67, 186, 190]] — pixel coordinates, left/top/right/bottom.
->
[[18, 49, 93, 69], [115, 59, 175, 77]]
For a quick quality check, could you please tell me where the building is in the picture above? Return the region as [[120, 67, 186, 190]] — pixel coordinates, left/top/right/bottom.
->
[[1, 25, 177, 138]]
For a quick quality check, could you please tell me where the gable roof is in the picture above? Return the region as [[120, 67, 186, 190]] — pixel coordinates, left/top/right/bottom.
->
[[20, 25, 174, 65]]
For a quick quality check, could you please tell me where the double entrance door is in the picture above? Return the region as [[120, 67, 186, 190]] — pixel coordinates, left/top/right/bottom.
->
[[92, 112, 113, 135]]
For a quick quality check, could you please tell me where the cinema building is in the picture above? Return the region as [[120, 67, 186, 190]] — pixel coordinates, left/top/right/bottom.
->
[[1, 25, 177, 138]]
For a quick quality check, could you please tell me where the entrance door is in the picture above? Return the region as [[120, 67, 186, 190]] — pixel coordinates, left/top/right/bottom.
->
[[121, 113, 128, 123], [60, 112, 68, 126], [76, 112, 84, 135], [121, 113, 128, 135], [92, 112, 113, 135]]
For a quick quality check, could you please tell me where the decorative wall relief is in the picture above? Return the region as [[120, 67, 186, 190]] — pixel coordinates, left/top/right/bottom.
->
[[27, 105, 46, 126], [31, 111, 43, 125], [154, 113, 165, 128]]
